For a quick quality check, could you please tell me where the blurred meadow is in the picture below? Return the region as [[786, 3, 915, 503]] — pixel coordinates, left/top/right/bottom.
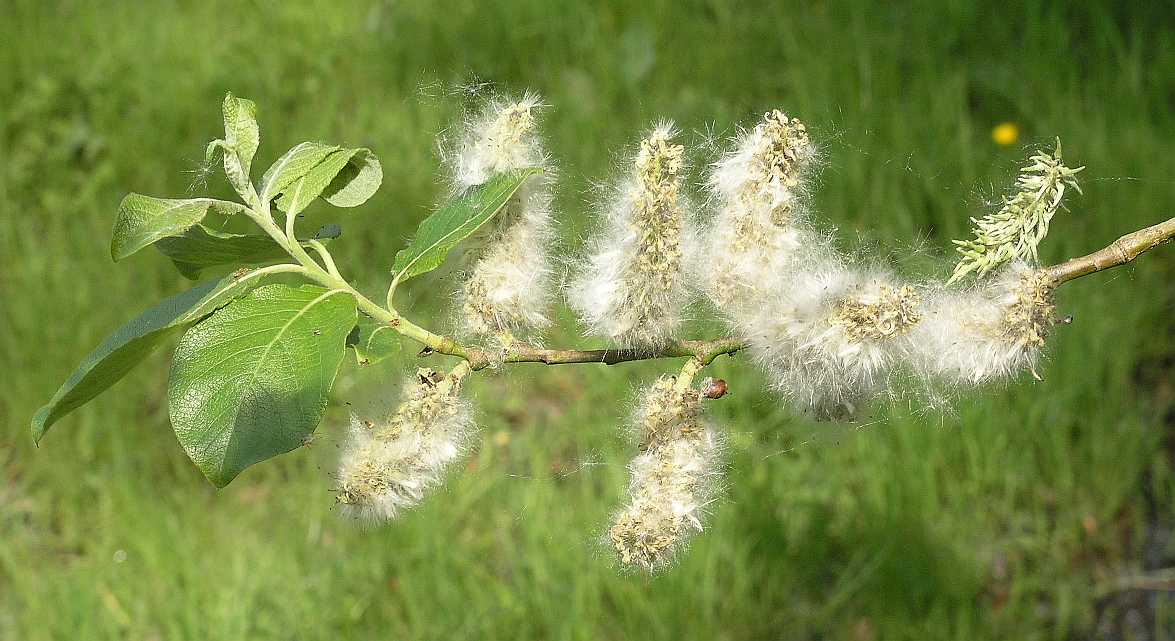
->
[[2, 1, 1175, 639]]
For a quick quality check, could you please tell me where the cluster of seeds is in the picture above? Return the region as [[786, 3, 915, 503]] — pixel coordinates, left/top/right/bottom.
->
[[1001, 269, 1056, 349], [569, 124, 694, 349], [737, 110, 811, 225], [908, 262, 1059, 387], [626, 129, 686, 332], [610, 376, 719, 571], [833, 284, 923, 342], [703, 111, 814, 311], [336, 367, 472, 522], [451, 96, 555, 344]]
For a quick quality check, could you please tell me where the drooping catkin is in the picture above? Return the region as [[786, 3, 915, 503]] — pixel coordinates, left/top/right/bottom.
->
[[610, 376, 721, 571], [701, 110, 815, 314], [449, 94, 556, 342], [569, 123, 695, 350], [740, 239, 922, 418], [910, 262, 1056, 386], [336, 366, 474, 522]]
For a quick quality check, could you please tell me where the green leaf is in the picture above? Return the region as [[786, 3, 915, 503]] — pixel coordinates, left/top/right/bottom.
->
[[315, 223, 342, 239], [267, 146, 382, 215], [259, 141, 339, 202], [220, 93, 260, 198], [111, 194, 246, 261], [168, 284, 356, 487], [32, 273, 269, 443], [390, 168, 540, 287], [154, 225, 290, 279], [348, 314, 402, 366], [274, 149, 361, 216], [319, 148, 382, 208]]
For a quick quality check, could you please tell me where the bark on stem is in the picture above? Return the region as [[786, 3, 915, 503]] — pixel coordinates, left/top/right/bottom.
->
[[1045, 214, 1175, 284]]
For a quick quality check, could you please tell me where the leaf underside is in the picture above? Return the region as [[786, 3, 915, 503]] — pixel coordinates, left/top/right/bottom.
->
[[222, 93, 259, 177], [167, 284, 356, 487], [348, 314, 403, 366], [260, 141, 339, 201], [154, 225, 290, 279], [262, 142, 382, 213], [111, 194, 245, 261], [391, 168, 539, 286], [219, 93, 260, 197]]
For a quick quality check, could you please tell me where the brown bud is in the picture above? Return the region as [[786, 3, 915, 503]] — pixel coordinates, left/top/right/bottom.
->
[[700, 377, 728, 399]]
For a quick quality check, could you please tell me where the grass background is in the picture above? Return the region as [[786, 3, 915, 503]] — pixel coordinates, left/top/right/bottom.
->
[[2, 1, 1174, 639]]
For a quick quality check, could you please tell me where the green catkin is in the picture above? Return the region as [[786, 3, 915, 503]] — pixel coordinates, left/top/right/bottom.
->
[[949, 141, 1083, 284]]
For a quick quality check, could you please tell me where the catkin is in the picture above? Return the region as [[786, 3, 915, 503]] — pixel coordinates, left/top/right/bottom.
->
[[449, 94, 556, 343], [570, 123, 696, 350], [700, 110, 815, 315], [610, 376, 720, 571], [336, 367, 474, 522]]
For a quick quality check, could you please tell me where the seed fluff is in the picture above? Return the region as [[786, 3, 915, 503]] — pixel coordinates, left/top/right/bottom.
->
[[335, 366, 474, 523], [609, 375, 721, 571], [741, 240, 922, 418], [700, 110, 815, 314], [446, 93, 557, 344], [911, 261, 1056, 386], [569, 123, 696, 350]]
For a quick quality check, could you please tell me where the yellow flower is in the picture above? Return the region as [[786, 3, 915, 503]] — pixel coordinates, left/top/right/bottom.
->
[[991, 122, 1020, 147]]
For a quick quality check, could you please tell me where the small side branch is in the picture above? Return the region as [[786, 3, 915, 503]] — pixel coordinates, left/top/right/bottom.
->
[[1045, 214, 1175, 284]]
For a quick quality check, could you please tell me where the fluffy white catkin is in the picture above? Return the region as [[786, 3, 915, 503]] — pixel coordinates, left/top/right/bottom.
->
[[711, 121, 1074, 417], [569, 123, 695, 350], [610, 376, 721, 571], [741, 238, 923, 418], [450, 94, 556, 341], [336, 368, 474, 522], [910, 261, 1056, 386], [701, 110, 815, 315]]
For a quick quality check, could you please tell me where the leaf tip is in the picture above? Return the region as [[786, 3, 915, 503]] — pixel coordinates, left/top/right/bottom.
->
[[31, 406, 51, 444]]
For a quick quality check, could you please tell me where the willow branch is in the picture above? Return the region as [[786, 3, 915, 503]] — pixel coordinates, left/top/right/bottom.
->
[[368, 216, 1175, 372], [1044, 214, 1175, 284]]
